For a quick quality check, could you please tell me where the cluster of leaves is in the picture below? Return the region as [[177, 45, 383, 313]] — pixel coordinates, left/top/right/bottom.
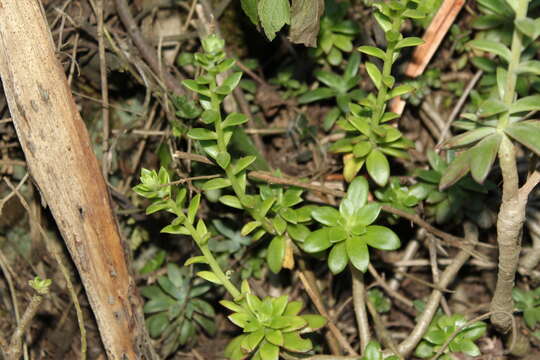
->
[[303, 177, 400, 274], [411, 151, 495, 227], [299, 52, 365, 131], [513, 286, 540, 330], [439, 0, 540, 189], [328, 0, 431, 184], [415, 314, 487, 359], [367, 288, 391, 313], [223, 281, 326, 359], [141, 263, 215, 357], [269, 67, 308, 99], [311, 0, 360, 65]]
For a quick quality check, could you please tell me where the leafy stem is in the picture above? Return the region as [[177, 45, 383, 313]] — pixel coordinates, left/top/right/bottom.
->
[[373, 18, 402, 126], [185, 220, 241, 299], [499, 0, 529, 129]]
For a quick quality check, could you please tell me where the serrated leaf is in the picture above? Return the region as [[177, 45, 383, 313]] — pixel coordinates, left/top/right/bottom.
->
[[469, 133, 501, 184], [258, 0, 290, 40], [468, 39, 511, 62]]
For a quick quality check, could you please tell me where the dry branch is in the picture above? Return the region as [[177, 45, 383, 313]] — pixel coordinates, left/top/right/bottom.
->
[[0, 1, 156, 358]]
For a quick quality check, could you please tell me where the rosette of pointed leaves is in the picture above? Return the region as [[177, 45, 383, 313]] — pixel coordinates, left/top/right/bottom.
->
[[440, 6, 540, 189], [141, 264, 215, 357], [330, 103, 412, 185], [239, 184, 314, 273], [513, 287, 540, 329], [410, 151, 495, 227], [374, 177, 421, 216], [414, 314, 486, 359], [303, 177, 400, 273], [223, 283, 326, 360], [269, 67, 308, 99], [311, 0, 360, 66]]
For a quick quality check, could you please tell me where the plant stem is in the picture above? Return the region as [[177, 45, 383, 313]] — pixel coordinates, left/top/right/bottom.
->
[[490, 0, 532, 333], [351, 266, 370, 353], [373, 18, 402, 126], [498, 0, 529, 129], [185, 221, 241, 299]]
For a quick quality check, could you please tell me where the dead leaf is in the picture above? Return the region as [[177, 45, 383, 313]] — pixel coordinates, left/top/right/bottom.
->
[[288, 0, 324, 47]]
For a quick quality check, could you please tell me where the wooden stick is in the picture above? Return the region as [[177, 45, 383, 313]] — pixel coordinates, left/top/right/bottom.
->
[[0, 1, 156, 358], [390, 0, 466, 115]]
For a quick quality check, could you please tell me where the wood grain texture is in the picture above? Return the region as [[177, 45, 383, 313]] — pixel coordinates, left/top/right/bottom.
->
[[0, 1, 156, 358]]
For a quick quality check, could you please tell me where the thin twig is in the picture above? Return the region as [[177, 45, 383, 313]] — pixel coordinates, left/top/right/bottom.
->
[[397, 222, 478, 357], [4, 178, 87, 360], [298, 271, 358, 356]]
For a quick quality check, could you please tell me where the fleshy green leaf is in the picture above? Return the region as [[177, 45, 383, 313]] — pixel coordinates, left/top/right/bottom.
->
[[439, 152, 471, 190], [443, 127, 496, 148], [509, 95, 540, 114], [303, 227, 333, 253], [328, 242, 348, 274], [469, 133, 501, 184], [196, 271, 222, 284], [366, 62, 382, 89], [188, 128, 217, 140], [358, 45, 386, 60], [201, 178, 231, 191], [366, 149, 390, 187], [396, 37, 424, 49], [468, 39, 511, 62], [267, 236, 286, 274], [282, 331, 312, 352], [312, 206, 341, 226], [504, 120, 540, 156], [346, 236, 369, 272], [362, 225, 400, 250]]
